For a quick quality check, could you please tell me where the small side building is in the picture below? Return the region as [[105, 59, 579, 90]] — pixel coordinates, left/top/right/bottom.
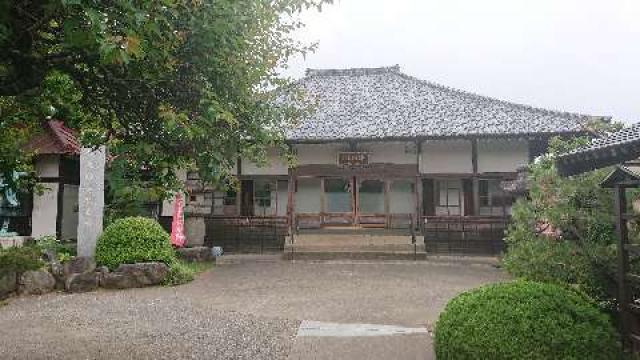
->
[[0, 120, 80, 243]]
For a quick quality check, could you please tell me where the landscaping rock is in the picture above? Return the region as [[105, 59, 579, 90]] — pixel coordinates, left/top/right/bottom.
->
[[101, 272, 139, 289], [65, 272, 99, 293], [176, 246, 214, 263], [42, 249, 58, 263], [115, 262, 169, 286], [49, 262, 66, 290], [96, 266, 109, 287], [18, 270, 55, 295], [63, 256, 96, 276], [0, 272, 17, 299]]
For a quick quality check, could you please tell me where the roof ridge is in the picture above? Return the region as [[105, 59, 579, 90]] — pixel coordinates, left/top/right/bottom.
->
[[393, 71, 599, 120], [45, 119, 80, 154], [305, 65, 400, 77]]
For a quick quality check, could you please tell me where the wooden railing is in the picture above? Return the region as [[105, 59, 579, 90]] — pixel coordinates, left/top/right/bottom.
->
[[422, 216, 509, 255]]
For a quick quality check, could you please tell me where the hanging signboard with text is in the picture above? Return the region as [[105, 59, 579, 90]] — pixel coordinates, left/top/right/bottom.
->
[[337, 152, 370, 167]]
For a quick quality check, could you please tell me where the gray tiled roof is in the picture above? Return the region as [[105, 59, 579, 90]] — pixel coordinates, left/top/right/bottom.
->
[[555, 123, 640, 176], [561, 123, 640, 156], [286, 65, 597, 141]]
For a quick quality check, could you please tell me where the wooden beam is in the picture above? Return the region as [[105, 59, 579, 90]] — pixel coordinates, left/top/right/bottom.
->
[[471, 139, 478, 175], [416, 139, 423, 229], [615, 185, 632, 349]]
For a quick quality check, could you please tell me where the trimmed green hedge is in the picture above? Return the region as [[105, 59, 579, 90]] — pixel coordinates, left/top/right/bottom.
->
[[96, 217, 176, 270], [434, 281, 621, 360]]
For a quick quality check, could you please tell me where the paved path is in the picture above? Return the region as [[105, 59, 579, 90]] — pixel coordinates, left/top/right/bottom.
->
[[0, 256, 507, 359]]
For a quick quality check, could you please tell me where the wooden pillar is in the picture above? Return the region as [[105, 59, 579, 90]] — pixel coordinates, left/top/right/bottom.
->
[[471, 139, 478, 175], [287, 172, 295, 237], [416, 140, 423, 231], [384, 180, 390, 228], [615, 184, 631, 348]]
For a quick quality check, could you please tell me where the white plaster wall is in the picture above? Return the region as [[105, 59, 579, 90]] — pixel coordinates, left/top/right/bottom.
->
[[61, 184, 79, 240], [242, 148, 288, 175], [161, 197, 175, 217], [421, 140, 472, 174], [35, 155, 59, 178], [162, 170, 188, 217], [359, 141, 417, 164], [31, 183, 59, 238], [295, 143, 347, 165], [477, 139, 529, 173]]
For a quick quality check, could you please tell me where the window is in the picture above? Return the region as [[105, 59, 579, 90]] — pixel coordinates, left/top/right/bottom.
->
[[359, 180, 384, 214], [389, 180, 415, 214], [254, 180, 273, 216], [295, 178, 321, 213], [324, 178, 352, 213], [478, 179, 510, 216], [435, 180, 461, 215]]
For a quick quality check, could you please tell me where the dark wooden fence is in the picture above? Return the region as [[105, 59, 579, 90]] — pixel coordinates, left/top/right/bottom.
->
[[204, 216, 288, 253], [422, 216, 508, 255]]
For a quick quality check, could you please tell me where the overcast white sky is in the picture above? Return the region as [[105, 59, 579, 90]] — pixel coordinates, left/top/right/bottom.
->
[[286, 0, 640, 123]]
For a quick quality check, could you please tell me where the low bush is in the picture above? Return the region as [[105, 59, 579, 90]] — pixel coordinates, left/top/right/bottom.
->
[[434, 281, 621, 360], [502, 236, 617, 308], [163, 260, 214, 286], [35, 235, 76, 263], [96, 217, 176, 270], [0, 245, 43, 275]]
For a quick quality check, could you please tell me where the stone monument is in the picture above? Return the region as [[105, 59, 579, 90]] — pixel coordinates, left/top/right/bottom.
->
[[77, 146, 106, 257]]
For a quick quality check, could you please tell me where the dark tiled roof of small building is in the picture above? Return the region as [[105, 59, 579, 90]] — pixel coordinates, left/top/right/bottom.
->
[[286, 65, 599, 142], [25, 120, 80, 155], [556, 123, 640, 176]]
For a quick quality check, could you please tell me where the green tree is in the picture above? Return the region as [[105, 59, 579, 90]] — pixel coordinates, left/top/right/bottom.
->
[[503, 133, 637, 311], [0, 0, 326, 197]]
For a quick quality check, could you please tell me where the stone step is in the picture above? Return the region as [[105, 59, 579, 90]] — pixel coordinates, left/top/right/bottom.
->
[[289, 234, 423, 246], [283, 251, 427, 261], [285, 243, 425, 253]]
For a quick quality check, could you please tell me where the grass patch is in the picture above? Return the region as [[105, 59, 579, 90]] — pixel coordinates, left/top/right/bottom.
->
[[163, 260, 214, 286]]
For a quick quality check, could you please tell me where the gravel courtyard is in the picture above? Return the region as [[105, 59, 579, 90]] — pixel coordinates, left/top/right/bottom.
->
[[0, 256, 507, 359]]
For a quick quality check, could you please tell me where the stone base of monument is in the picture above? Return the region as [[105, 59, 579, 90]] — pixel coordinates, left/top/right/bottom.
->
[[176, 246, 215, 263], [100, 262, 169, 289], [0, 236, 32, 249]]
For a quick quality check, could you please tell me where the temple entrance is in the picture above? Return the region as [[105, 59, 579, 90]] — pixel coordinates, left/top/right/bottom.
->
[[322, 177, 355, 226], [319, 177, 414, 228]]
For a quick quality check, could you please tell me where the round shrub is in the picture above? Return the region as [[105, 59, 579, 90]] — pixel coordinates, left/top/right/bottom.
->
[[434, 281, 621, 360], [96, 217, 176, 270]]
